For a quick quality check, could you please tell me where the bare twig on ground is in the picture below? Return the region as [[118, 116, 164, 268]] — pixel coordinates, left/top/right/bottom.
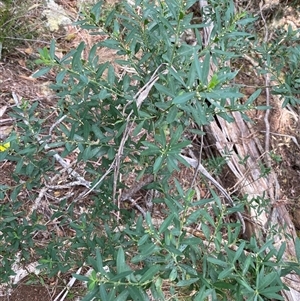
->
[[181, 153, 246, 233], [261, 131, 300, 150]]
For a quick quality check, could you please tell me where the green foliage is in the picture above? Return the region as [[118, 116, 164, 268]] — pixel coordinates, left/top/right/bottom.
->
[[1, 0, 300, 300], [254, 25, 300, 107]]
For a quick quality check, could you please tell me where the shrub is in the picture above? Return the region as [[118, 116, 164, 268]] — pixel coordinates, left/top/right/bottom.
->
[[1, 0, 300, 300]]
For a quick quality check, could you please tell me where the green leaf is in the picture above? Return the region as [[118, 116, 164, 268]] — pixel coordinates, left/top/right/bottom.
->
[[207, 257, 228, 268], [295, 237, 300, 263], [110, 271, 133, 281], [201, 90, 244, 99], [258, 272, 278, 290], [56, 70, 67, 83], [100, 39, 121, 49], [172, 92, 195, 104], [32, 67, 52, 78], [159, 213, 174, 234], [49, 39, 56, 60], [242, 256, 252, 275], [90, 1, 103, 23], [176, 278, 199, 287], [131, 244, 161, 263], [214, 281, 235, 289], [81, 288, 98, 301], [141, 141, 160, 155], [153, 155, 164, 173], [260, 289, 284, 300], [72, 274, 90, 282], [107, 65, 115, 85], [139, 265, 160, 283], [138, 234, 149, 246], [169, 268, 177, 281], [233, 241, 245, 262], [127, 286, 148, 301], [245, 89, 262, 106], [95, 248, 107, 275], [115, 290, 130, 301], [255, 105, 272, 110], [72, 42, 85, 70], [117, 247, 126, 274], [166, 106, 178, 124], [166, 156, 180, 172], [236, 278, 254, 293], [218, 267, 235, 280], [155, 83, 176, 97], [201, 52, 211, 85], [99, 284, 108, 301]]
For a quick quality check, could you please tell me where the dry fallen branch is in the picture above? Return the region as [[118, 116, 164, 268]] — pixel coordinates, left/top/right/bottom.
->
[[198, 1, 300, 300]]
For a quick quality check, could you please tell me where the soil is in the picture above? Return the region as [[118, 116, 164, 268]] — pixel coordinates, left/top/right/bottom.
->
[[0, 284, 51, 301], [0, 0, 299, 300]]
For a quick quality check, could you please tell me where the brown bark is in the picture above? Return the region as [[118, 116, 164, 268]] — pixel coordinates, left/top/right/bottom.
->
[[199, 1, 300, 299]]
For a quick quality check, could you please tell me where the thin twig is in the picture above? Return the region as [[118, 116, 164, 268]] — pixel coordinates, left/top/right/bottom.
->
[[12, 92, 92, 189], [112, 64, 168, 209], [260, 3, 277, 203], [181, 154, 246, 233], [191, 126, 204, 187], [260, 131, 300, 150]]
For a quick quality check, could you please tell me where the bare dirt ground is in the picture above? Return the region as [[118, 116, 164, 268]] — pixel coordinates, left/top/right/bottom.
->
[[0, 0, 300, 300]]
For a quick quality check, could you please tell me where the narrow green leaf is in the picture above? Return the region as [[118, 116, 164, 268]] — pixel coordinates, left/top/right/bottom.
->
[[176, 278, 199, 287], [214, 281, 236, 289], [258, 272, 278, 290], [107, 65, 115, 85], [166, 156, 180, 172], [115, 290, 130, 301], [128, 286, 148, 301], [81, 288, 98, 301], [139, 265, 160, 283], [242, 256, 252, 275], [95, 248, 107, 275], [218, 267, 235, 280], [168, 67, 186, 87], [117, 247, 126, 274], [201, 52, 211, 84], [201, 90, 244, 99], [72, 274, 90, 282], [295, 237, 300, 263], [88, 44, 97, 65], [155, 83, 176, 97], [72, 42, 85, 70], [245, 89, 262, 106], [260, 290, 284, 300], [110, 271, 133, 281], [137, 234, 149, 247], [172, 92, 195, 104], [99, 284, 108, 301], [255, 105, 272, 110], [32, 67, 52, 78], [91, 0, 103, 23], [153, 155, 164, 173], [56, 70, 67, 83], [236, 278, 254, 293], [169, 268, 178, 281], [233, 241, 245, 262], [131, 245, 160, 263], [96, 62, 109, 79], [133, 120, 145, 136], [49, 39, 56, 60], [159, 213, 174, 234], [107, 287, 117, 301], [166, 106, 178, 124], [207, 257, 228, 268]]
